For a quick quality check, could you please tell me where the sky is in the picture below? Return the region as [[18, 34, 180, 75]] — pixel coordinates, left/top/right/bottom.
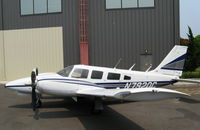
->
[[180, 0, 200, 38]]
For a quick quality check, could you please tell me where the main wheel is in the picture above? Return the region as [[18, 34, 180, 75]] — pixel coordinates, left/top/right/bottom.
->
[[36, 100, 42, 108], [91, 108, 102, 114], [91, 98, 104, 114]]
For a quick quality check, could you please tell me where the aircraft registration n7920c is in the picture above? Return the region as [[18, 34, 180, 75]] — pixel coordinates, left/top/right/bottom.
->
[[5, 45, 200, 113]]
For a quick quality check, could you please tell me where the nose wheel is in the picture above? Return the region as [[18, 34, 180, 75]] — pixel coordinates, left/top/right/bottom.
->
[[36, 99, 42, 108], [31, 97, 42, 108]]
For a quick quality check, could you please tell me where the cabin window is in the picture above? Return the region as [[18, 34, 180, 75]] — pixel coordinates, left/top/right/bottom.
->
[[122, 0, 137, 8], [139, 0, 154, 7], [105, 0, 155, 9], [124, 75, 131, 80], [48, 0, 62, 13], [107, 73, 121, 80], [20, 0, 34, 15], [20, 0, 62, 15], [91, 70, 103, 79], [34, 0, 47, 14], [71, 68, 89, 78], [57, 65, 74, 77], [106, 0, 121, 9]]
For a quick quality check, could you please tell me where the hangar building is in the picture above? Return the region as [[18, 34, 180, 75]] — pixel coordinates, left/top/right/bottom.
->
[[0, 0, 180, 80]]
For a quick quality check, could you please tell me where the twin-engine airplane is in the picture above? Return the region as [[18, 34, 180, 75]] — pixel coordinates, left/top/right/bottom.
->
[[5, 45, 200, 113]]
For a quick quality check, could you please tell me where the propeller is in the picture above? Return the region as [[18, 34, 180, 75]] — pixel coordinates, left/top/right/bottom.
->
[[31, 68, 39, 111]]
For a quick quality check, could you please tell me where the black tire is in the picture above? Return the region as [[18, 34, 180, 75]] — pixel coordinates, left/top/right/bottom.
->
[[36, 100, 42, 108], [92, 109, 102, 114], [91, 102, 103, 114]]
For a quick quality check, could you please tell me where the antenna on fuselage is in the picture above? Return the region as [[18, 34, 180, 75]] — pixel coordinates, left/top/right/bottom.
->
[[114, 58, 122, 69], [129, 63, 136, 70], [145, 64, 152, 72]]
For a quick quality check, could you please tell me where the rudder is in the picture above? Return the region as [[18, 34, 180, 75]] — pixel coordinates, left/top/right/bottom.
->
[[152, 45, 188, 77]]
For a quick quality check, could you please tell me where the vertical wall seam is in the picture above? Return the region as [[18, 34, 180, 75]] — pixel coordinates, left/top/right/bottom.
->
[[1, 0, 6, 80], [173, 0, 178, 45]]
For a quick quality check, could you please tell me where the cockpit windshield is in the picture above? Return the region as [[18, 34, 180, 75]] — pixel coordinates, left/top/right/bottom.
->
[[57, 65, 74, 77]]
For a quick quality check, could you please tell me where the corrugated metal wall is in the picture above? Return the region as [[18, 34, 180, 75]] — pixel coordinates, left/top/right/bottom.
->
[[62, 0, 80, 66], [89, 0, 179, 69], [174, 0, 180, 45], [2, 0, 63, 30]]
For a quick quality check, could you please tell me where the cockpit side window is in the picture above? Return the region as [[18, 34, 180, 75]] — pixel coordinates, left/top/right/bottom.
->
[[91, 70, 103, 79], [107, 73, 120, 80], [57, 65, 74, 77], [124, 75, 131, 80], [71, 68, 89, 78]]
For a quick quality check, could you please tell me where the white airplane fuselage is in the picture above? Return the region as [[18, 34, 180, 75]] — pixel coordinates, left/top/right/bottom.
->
[[5, 65, 178, 97]]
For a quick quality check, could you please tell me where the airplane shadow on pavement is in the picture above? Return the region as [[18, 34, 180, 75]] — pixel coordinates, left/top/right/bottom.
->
[[178, 97, 200, 104], [9, 99, 144, 130], [171, 108, 200, 122]]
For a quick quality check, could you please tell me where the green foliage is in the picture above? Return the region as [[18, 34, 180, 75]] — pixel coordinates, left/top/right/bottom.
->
[[195, 35, 200, 43], [181, 26, 200, 71], [182, 70, 200, 78], [180, 38, 188, 46]]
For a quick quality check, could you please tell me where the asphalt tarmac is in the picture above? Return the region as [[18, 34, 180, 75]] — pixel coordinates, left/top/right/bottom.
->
[[1, 84, 200, 130]]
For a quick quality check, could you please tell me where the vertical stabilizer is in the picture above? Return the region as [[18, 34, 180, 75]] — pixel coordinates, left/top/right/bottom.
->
[[152, 45, 188, 77]]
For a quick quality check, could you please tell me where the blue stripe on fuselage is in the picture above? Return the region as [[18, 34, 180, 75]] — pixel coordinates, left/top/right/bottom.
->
[[38, 78, 93, 84], [96, 81, 174, 85], [6, 78, 176, 89], [5, 85, 30, 88]]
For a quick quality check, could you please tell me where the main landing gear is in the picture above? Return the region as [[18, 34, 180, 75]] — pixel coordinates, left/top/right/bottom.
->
[[92, 97, 104, 114]]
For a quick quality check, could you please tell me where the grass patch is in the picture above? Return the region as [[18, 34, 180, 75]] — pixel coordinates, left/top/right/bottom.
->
[[182, 70, 200, 78]]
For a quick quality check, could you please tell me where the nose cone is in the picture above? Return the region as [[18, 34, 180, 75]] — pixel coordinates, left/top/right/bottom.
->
[[5, 77, 31, 93], [6, 77, 31, 87]]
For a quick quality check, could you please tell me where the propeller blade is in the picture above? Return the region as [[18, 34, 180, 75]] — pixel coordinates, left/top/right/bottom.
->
[[31, 71, 36, 84], [31, 70, 37, 111], [36, 67, 38, 76], [32, 85, 37, 111]]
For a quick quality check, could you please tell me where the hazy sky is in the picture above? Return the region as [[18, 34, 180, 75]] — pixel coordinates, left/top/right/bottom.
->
[[180, 0, 200, 38]]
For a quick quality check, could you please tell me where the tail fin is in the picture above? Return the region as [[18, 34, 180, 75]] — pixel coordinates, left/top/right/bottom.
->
[[152, 45, 188, 77]]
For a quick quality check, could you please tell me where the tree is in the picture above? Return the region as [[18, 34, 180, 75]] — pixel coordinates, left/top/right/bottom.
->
[[180, 38, 189, 46], [182, 26, 200, 71], [194, 35, 200, 68], [195, 35, 200, 43]]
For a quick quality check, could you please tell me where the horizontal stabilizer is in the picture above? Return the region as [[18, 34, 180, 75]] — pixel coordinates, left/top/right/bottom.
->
[[77, 88, 189, 101], [175, 79, 200, 84]]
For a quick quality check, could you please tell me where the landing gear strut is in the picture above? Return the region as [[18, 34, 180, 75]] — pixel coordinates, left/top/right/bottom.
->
[[31, 94, 42, 109], [92, 97, 104, 114]]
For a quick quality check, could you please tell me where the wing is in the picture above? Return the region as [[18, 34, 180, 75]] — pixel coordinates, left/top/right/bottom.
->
[[175, 79, 200, 84], [77, 88, 189, 101]]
